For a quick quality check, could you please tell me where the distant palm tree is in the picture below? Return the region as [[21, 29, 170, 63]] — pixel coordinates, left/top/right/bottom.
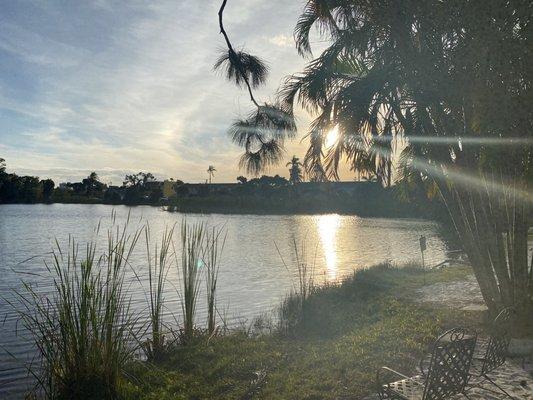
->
[[88, 171, 99, 182], [84, 172, 101, 196], [207, 166, 216, 184], [286, 156, 303, 185]]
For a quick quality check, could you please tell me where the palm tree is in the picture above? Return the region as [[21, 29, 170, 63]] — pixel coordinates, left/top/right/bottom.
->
[[217, 0, 532, 318], [207, 166, 216, 184], [278, 0, 532, 318], [286, 156, 303, 185], [308, 163, 328, 183]]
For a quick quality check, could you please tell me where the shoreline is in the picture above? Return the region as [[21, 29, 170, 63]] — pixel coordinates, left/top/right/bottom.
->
[[0, 201, 441, 219], [122, 264, 502, 400], [128, 264, 532, 400]]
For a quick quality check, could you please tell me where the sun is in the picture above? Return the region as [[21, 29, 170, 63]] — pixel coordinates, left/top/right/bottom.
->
[[325, 126, 339, 148]]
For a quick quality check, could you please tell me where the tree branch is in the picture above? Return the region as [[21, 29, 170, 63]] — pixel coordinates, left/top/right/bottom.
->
[[218, 0, 260, 107]]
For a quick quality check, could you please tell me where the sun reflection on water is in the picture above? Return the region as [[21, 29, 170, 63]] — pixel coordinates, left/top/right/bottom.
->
[[317, 214, 341, 281]]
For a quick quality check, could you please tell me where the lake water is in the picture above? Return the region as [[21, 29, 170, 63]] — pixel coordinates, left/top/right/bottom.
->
[[0, 204, 452, 398]]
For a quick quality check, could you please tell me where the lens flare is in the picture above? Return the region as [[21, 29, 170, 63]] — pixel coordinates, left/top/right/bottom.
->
[[325, 126, 339, 148], [358, 142, 533, 205], [372, 135, 533, 146]]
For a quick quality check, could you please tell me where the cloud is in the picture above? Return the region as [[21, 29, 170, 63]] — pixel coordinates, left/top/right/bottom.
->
[[0, 22, 89, 68], [268, 34, 294, 48], [0, 1, 352, 185]]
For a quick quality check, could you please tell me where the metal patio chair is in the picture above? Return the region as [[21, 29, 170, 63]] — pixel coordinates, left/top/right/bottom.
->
[[377, 327, 477, 399], [467, 306, 516, 399]]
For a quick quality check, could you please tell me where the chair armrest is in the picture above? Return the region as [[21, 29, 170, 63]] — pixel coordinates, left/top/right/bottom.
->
[[376, 366, 424, 391], [380, 366, 410, 380]]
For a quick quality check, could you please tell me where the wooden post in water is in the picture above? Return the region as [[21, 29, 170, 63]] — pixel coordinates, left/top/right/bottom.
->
[[419, 235, 427, 284]]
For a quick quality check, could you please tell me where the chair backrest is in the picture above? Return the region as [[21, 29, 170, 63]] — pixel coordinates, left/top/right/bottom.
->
[[481, 306, 514, 375], [423, 327, 477, 400]]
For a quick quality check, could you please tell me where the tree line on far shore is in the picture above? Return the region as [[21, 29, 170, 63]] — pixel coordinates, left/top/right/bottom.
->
[[0, 158, 56, 203], [0, 158, 166, 205], [0, 157, 296, 205], [0, 156, 440, 220], [0, 154, 356, 206]]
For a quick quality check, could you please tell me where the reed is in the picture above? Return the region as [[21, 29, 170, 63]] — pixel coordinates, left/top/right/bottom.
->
[[178, 220, 205, 341], [12, 223, 142, 399], [203, 225, 227, 336], [143, 224, 174, 360], [276, 237, 317, 334], [276, 237, 316, 302]]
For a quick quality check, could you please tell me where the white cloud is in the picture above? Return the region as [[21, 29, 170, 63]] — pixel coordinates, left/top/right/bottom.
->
[[268, 34, 293, 48], [0, 22, 89, 68]]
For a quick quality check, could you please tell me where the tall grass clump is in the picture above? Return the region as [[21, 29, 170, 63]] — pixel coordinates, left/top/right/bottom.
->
[[13, 224, 142, 399], [203, 225, 227, 336], [276, 238, 317, 334], [276, 237, 316, 301], [143, 224, 174, 361], [178, 221, 205, 341]]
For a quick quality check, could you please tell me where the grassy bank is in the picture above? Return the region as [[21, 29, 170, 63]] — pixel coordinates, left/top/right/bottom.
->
[[125, 264, 481, 400]]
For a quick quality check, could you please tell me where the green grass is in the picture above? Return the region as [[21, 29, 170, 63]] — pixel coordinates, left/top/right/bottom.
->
[[126, 264, 482, 400]]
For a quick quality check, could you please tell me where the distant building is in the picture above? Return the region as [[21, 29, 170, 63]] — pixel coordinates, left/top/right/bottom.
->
[[58, 182, 85, 193], [143, 181, 163, 191], [162, 180, 177, 198], [175, 181, 379, 198], [178, 183, 237, 197]]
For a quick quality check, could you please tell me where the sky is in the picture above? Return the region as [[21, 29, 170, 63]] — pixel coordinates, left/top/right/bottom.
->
[[0, 0, 350, 184]]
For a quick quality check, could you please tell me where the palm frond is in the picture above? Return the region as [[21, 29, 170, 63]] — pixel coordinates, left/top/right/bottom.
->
[[255, 104, 297, 138], [230, 103, 297, 175], [239, 140, 284, 176], [229, 104, 296, 149], [279, 47, 364, 115], [228, 119, 264, 151], [303, 132, 329, 183], [214, 49, 269, 88], [294, 0, 343, 57]]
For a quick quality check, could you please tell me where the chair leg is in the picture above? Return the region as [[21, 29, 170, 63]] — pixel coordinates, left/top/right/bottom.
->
[[483, 373, 516, 400]]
